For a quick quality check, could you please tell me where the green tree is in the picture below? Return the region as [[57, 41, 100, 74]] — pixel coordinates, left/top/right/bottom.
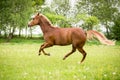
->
[[51, 0, 70, 16], [112, 13, 120, 40], [76, 14, 99, 30], [91, 0, 119, 37], [41, 3, 71, 28], [77, 0, 120, 38], [32, 0, 45, 11], [44, 13, 71, 27], [84, 16, 99, 30], [0, 0, 33, 40], [0, 0, 11, 37]]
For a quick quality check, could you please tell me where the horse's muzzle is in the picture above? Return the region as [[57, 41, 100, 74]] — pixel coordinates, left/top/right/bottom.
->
[[28, 23, 32, 27], [28, 21, 32, 27]]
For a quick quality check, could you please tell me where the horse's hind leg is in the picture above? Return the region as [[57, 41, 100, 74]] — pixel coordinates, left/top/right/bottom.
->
[[63, 45, 76, 60], [78, 48, 87, 63]]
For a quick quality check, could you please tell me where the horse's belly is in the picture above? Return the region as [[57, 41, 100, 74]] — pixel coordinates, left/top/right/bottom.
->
[[55, 36, 72, 45], [55, 41, 71, 46]]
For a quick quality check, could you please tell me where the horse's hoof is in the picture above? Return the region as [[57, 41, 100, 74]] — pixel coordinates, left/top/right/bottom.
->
[[38, 53, 41, 56], [63, 57, 66, 60], [47, 53, 50, 56], [77, 61, 81, 64]]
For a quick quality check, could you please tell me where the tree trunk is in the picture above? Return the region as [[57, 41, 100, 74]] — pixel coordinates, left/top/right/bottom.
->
[[4, 28, 7, 38], [7, 27, 15, 42], [0, 30, 1, 37], [30, 27, 32, 38], [25, 26, 28, 38], [105, 21, 110, 38], [19, 27, 22, 37]]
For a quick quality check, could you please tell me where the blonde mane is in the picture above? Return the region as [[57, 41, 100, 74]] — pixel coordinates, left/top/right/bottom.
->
[[40, 14, 52, 26]]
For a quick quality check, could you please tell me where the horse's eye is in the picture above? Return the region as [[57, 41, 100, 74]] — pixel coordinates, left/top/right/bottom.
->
[[33, 18, 35, 20]]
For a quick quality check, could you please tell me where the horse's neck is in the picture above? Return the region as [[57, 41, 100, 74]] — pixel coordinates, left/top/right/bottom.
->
[[39, 16, 54, 34], [39, 23, 53, 34]]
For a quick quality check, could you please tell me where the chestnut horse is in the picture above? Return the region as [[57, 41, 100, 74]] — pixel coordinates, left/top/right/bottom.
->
[[28, 13, 87, 63]]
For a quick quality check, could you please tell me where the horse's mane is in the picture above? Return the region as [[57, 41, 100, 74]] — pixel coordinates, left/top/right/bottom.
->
[[40, 14, 52, 26]]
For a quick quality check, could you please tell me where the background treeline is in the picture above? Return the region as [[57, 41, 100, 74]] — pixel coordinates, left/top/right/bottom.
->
[[0, 0, 120, 40]]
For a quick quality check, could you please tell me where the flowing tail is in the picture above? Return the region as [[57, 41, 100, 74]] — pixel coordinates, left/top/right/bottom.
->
[[86, 30, 116, 45]]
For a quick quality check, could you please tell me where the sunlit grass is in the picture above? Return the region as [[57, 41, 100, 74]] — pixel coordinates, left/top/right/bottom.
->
[[0, 40, 120, 80]]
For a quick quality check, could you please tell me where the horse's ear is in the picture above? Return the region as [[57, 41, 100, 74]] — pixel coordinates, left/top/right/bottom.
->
[[37, 13, 40, 16]]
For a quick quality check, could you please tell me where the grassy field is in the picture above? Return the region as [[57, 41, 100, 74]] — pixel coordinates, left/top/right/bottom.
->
[[0, 38, 120, 80]]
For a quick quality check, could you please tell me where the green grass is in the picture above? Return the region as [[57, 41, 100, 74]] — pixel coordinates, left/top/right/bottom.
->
[[0, 37, 44, 44], [0, 38, 120, 80]]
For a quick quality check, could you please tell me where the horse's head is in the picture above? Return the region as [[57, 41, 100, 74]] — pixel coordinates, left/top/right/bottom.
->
[[28, 13, 52, 27], [28, 13, 41, 27]]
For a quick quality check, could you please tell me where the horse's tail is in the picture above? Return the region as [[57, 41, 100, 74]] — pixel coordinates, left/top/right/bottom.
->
[[86, 30, 116, 45]]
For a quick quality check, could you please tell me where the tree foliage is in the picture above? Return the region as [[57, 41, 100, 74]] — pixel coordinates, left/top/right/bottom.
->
[[51, 0, 70, 16], [0, 0, 46, 39], [83, 16, 99, 30], [32, 0, 45, 10], [112, 13, 120, 40], [41, 2, 71, 28], [77, 0, 120, 38], [76, 14, 99, 30], [0, 0, 33, 39]]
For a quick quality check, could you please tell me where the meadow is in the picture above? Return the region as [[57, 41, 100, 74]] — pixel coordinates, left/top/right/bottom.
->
[[0, 38, 120, 80]]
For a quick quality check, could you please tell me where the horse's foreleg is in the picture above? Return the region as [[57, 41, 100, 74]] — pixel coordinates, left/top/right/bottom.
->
[[63, 46, 76, 60], [39, 43, 52, 56], [39, 44, 44, 55], [42, 49, 50, 56], [78, 48, 87, 63]]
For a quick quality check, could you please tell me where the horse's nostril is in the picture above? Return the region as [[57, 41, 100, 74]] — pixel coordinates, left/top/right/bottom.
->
[[28, 24, 30, 27]]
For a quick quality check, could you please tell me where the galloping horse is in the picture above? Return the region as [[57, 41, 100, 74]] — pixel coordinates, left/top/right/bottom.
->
[[28, 13, 87, 63]]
